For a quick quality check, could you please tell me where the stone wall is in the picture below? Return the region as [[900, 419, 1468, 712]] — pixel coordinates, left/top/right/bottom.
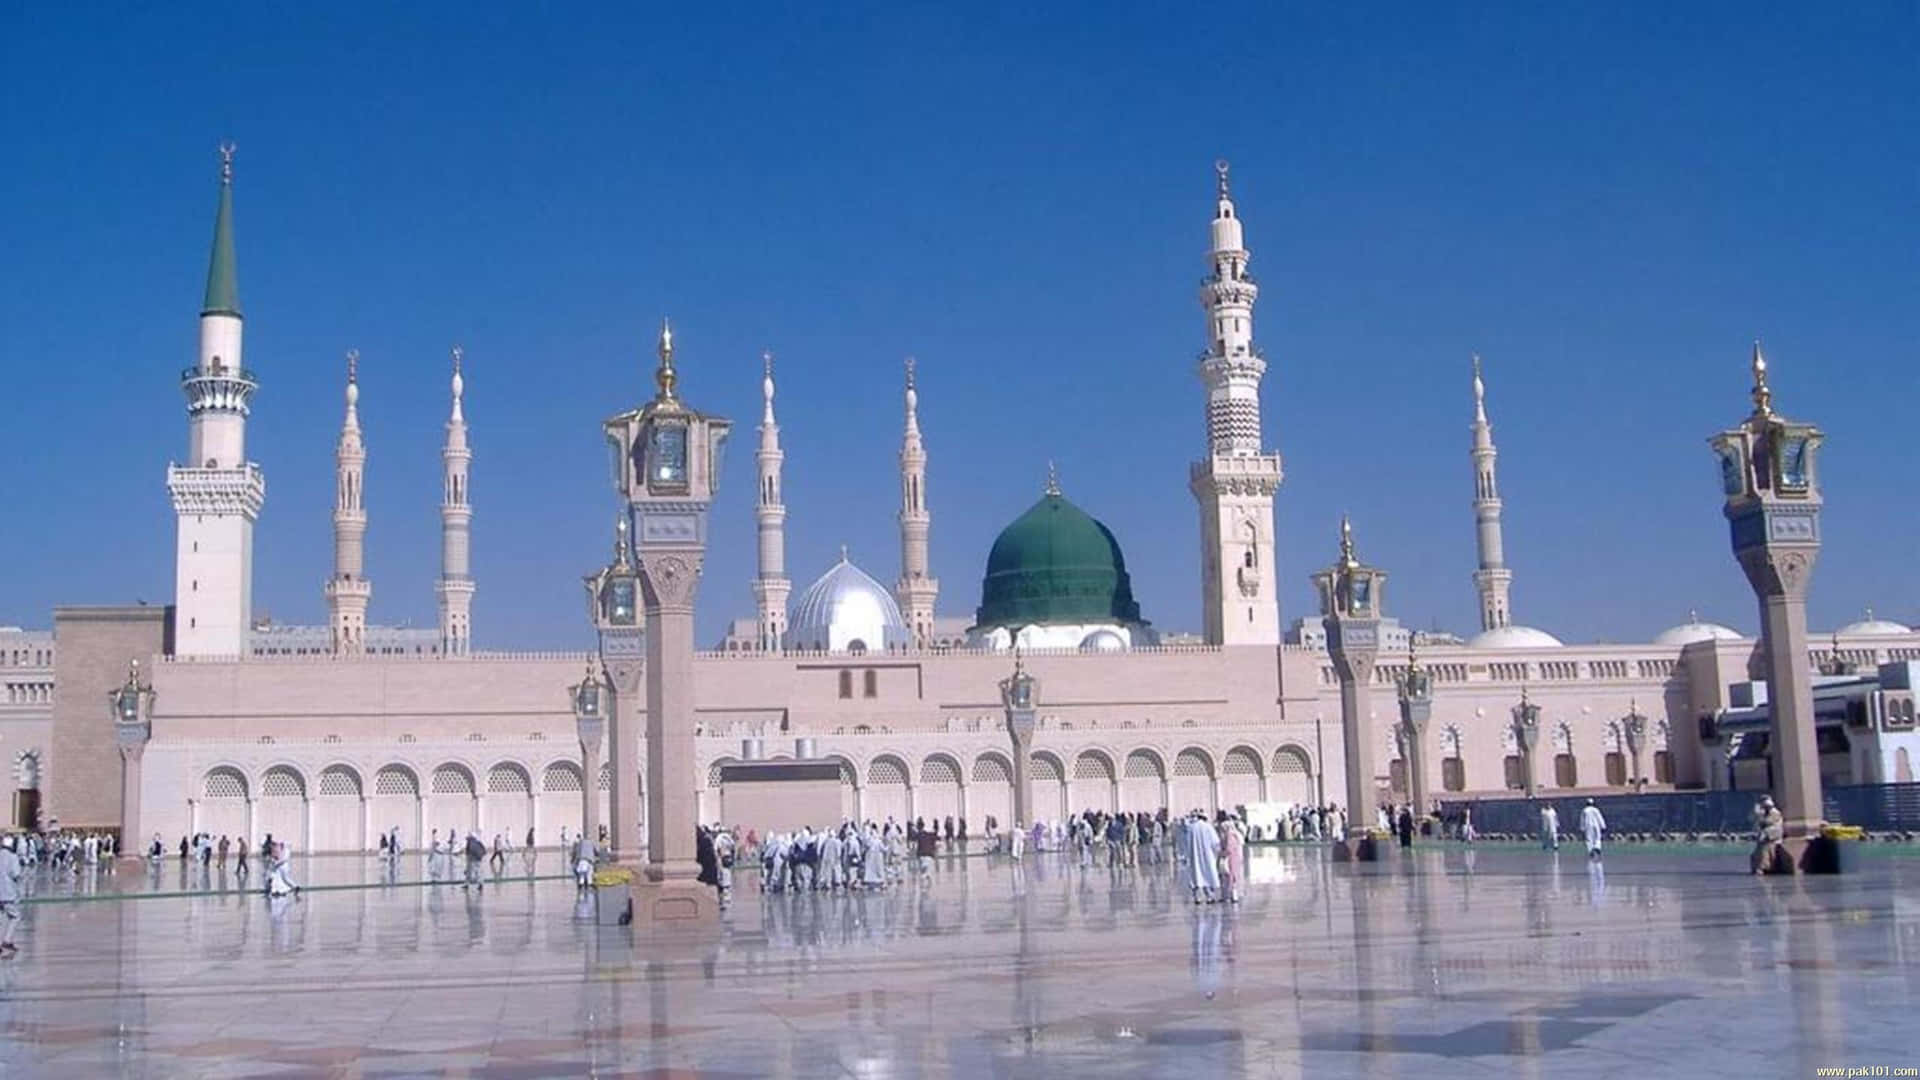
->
[[48, 606, 170, 828]]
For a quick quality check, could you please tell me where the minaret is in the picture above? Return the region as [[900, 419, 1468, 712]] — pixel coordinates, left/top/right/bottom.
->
[[169, 143, 265, 658], [1189, 160, 1282, 645], [1470, 354, 1512, 632], [896, 356, 938, 648], [751, 350, 790, 652], [325, 349, 371, 654], [437, 345, 475, 656]]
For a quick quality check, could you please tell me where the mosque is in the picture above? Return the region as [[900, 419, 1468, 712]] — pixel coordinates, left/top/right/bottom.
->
[[25, 153, 1920, 851]]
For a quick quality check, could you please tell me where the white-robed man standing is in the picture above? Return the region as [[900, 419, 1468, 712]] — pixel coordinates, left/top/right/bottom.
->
[[1008, 820, 1026, 861], [1580, 799, 1607, 859], [1182, 811, 1222, 904], [0, 835, 23, 956]]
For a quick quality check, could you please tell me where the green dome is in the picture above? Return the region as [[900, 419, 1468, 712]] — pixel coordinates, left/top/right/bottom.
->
[[974, 493, 1143, 630]]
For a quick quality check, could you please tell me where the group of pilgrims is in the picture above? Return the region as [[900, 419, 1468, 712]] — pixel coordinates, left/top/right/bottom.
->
[[696, 807, 1257, 907]]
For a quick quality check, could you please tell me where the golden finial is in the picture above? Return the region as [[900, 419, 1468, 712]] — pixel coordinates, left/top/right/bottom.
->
[[613, 514, 631, 567], [1338, 514, 1356, 567], [904, 355, 916, 391], [1407, 635, 1421, 671], [1215, 158, 1230, 200], [762, 349, 773, 380], [1750, 339, 1773, 418], [654, 318, 678, 402], [451, 344, 463, 377], [346, 348, 358, 384], [218, 140, 236, 185], [839, 543, 849, 563], [1045, 460, 1060, 496]]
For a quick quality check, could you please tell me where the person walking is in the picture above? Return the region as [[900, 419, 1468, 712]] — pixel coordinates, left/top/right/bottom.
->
[[1539, 803, 1560, 851], [462, 830, 486, 892], [1396, 806, 1415, 850], [1580, 799, 1607, 859], [915, 825, 937, 883], [1219, 815, 1246, 904], [0, 836, 24, 956], [1751, 796, 1785, 875]]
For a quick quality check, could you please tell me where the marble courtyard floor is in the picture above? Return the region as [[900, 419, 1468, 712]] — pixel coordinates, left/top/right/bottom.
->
[[1, 845, 1916, 1078]]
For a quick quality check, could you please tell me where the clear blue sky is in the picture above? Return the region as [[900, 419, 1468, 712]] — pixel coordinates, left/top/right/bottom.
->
[[3, 6, 1916, 647]]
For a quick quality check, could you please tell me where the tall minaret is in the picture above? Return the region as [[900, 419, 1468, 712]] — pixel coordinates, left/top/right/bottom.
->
[[1189, 160, 1282, 645], [169, 143, 265, 658], [325, 349, 371, 654], [895, 356, 938, 648], [751, 350, 790, 652], [437, 344, 475, 655], [1470, 354, 1512, 632]]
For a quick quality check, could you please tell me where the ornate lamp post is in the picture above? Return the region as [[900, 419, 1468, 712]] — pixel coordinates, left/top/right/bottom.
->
[[1395, 640, 1433, 821], [109, 658, 155, 852], [583, 516, 640, 853], [1621, 701, 1648, 790], [1312, 516, 1386, 862], [1710, 342, 1826, 866], [569, 655, 610, 848], [600, 320, 732, 918], [1511, 688, 1541, 797], [999, 652, 1040, 830]]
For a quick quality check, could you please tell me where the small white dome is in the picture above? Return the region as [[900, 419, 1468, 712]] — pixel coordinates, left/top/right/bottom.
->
[[785, 554, 909, 653], [1836, 608, 1910, 636], [1079, 629, 1127, 652], [1653, 619, 1744, 646], [1467, 625, 1565, 650]]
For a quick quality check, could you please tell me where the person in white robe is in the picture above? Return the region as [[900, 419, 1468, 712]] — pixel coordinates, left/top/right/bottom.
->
[[1008, 821, 1026, 861], [1185, 813, 1221, 903], [573, 834, 595, 889], [1580, 799, 1607, 858], [713, 828, 735, 909], [1540, 804, 1560, 851], [862, 828, 887, 889], [819, 828, 844, 890], [266, 841, 299, 897]]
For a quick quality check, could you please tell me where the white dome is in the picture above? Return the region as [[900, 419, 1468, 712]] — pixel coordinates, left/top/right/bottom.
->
[[785, 555, 909, 654], [1836, 609, 1910, 636], [1467, 625, 1565, 650], [1079, 629, 1127, 652], [1653, 619, 1744, 646]]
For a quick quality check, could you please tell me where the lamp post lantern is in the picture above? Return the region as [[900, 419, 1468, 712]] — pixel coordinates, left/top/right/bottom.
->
[[999, 652, 1040, 831], [596, 319, 732, 919], [1312, 516, 1386, 862], [1511, 688, 1541, 797], [108, 658, 155, 852], [1395, 640, 1433, 822], [1710, 342, 1827, 868]]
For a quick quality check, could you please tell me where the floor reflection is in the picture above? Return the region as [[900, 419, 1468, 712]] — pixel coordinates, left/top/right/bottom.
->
[[0, 845, 1913, 1077]]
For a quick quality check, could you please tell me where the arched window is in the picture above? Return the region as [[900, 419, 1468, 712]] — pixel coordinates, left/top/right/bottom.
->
[[863, 670, 878, 698], [838, 670, 853, 699], [374, 766, 419, 797]]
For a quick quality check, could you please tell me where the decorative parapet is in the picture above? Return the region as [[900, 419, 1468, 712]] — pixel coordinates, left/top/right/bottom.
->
[[165, 463, 265, 517]]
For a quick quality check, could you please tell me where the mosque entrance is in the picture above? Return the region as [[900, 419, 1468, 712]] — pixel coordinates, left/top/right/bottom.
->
[[12, 789, 38, 830]]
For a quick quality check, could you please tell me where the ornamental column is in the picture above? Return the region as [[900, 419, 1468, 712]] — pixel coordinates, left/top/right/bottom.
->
[[1395, 642, 1433, 820], [1312, 516, 1386, 862], [596, 320, 732, 921], [1512, 689, 1541, 798], [570, 657, 608, 850], [1710, 342, 1829, 869], [109, 660, 155, 855], [1001, 655, 1039, 830]]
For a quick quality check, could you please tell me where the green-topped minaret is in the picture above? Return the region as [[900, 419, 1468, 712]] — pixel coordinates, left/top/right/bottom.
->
[[171, 141, 264, 658], [202, 141, 241, 318]]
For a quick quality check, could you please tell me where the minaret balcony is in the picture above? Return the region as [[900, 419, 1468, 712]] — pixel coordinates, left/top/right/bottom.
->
[[181, 365, 260, 414]]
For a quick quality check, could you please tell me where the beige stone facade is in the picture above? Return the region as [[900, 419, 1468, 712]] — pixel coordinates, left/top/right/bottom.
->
[[35, 620, 1913, 849]]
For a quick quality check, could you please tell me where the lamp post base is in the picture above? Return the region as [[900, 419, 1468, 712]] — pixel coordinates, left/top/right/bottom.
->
[[630, 878, 720, 926]]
